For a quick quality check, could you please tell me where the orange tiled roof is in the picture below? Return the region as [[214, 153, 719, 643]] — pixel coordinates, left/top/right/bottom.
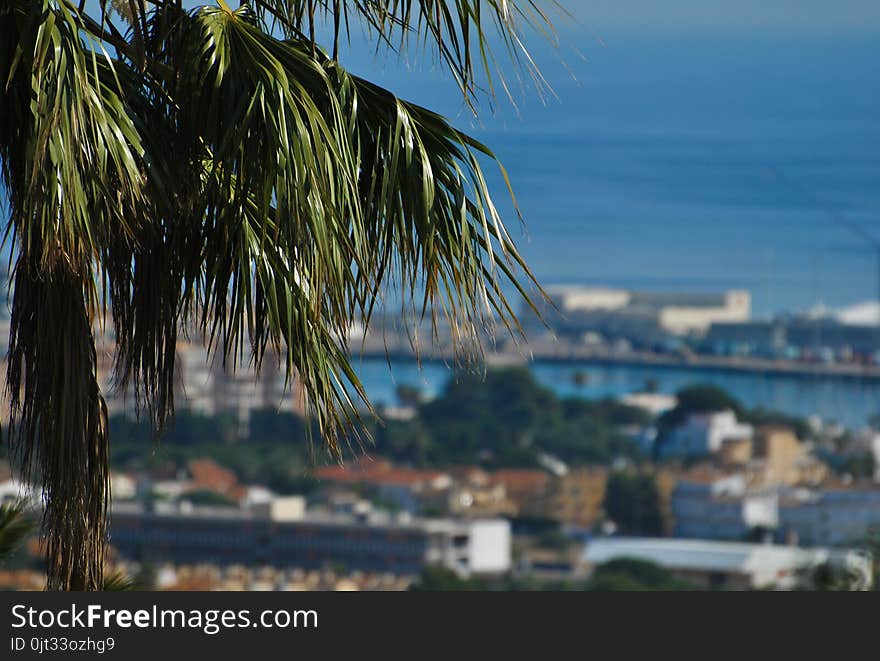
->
[[490, 469, 550, 491], [188, 458, 239, 494], [314, 458, 446, 487]]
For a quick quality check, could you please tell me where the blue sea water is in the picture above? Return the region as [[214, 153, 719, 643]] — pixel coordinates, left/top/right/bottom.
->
[[353, 357, 880, 429], [342, 26, 880, 425], [346, 27, 880, 317]]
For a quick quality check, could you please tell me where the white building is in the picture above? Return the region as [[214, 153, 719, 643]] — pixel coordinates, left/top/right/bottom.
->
[[619, 392, 678, 417], [110, 473, 138, 500], [834, 301, 880, 326], [661, 410, 753, 458], [872, 434, 880, 483], [536, 286, 751, 337], [424, 518, 511, 576], [0, 478, 38, 507], [584, 537, 872, 590]]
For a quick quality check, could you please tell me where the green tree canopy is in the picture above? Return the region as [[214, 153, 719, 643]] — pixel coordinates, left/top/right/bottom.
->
[[589, 558, 698, 591], [381, 368, 644, 467], [409, 566, 487, 591], [658, 383, 744, 432], [602, 472, 663, 536]]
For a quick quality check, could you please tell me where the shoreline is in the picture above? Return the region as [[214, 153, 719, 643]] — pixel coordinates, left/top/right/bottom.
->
[[350, 346, 880, 382]]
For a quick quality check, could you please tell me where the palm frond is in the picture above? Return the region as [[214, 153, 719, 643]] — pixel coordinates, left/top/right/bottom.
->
[[102, 569, 137, 590], [252, 0, 563, 105], [0, 500, 36, 562], [1, 0, 145, 276], [0, 0, 555, 590], [0, 0, 144, 590]]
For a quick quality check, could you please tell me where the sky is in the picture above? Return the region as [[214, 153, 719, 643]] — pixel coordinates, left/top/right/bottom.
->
[[155, 1, 880, 33], [559, 0, 880, 32]]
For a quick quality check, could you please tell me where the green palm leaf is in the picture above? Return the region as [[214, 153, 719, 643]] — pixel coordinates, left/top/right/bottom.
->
[[0, 0, 554, 590], [0, 500, 36, 562]]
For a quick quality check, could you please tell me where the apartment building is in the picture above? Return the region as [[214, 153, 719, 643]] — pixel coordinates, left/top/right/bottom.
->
[[779, 488, 880, 547], [110, 499, 511, 577]]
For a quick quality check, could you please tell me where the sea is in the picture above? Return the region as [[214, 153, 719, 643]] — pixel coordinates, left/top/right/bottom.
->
[[345, 26, 880, 316], [339, 25, 880, 426]]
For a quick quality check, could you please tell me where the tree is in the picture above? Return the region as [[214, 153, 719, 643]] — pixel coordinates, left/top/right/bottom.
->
[[394, 384, 424, 408], [602, 472, 663, 536], [657, 383, 744, 434], [675, 384, 742, 414], [741, 407, 811, 441], [794, 562, 867, 591], [588, 558, 697, 591], [571, 369, 589, 388], [409, 566, 487, 591], [0, 1, 555, 589]]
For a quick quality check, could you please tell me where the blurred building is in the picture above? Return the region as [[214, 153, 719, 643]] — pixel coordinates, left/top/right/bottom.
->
[[661, 410, 753, 459], [583, 537, 872, 590], [529, 285, 750, 341], [95, 335, 306, 437], [706, 314, 880, 360], [489, 469, 552, 515], [745, 427, 828, 487], [779, 487, 880, 547], [171, 340, 305, 437], [313, 460, 546, 519], [313, 458, 454, 515], [619, 392, 678, 417], [672, 463, 878, 547], [704, 320, 787, 357], [110, 498, 511, 577], [672, 475, 779, 540], [522, 467, 608, 528]]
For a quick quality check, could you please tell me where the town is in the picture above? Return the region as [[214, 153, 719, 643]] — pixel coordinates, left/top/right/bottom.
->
[[2, 281, 880, 590]]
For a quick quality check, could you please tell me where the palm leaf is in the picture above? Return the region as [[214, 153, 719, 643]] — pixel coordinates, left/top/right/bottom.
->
[[0, 500, 36, 561], [0, 0, 555, 590]]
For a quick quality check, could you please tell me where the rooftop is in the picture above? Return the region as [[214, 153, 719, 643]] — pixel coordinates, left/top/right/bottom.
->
[[584, 537, 866, 576], [313, 457, 448, 488]]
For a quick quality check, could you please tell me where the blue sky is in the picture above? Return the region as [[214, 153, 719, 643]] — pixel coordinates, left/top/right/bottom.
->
[[149, 1, 880, 33], [560, 0, 880, 31]]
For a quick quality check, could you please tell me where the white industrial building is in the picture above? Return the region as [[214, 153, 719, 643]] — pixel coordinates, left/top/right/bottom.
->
[[619, 392, 678, 417], [534, 285, 750, 337], [584, 537, 872, 590]]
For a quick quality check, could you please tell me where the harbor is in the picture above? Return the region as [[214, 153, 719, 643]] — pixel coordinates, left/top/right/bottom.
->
[[352, 354, 880, 430], [350, 284, 880, 428]]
